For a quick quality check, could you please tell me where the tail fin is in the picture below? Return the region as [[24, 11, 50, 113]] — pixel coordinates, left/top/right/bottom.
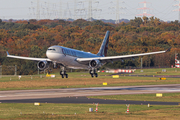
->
[[97, 31, 110, 57]]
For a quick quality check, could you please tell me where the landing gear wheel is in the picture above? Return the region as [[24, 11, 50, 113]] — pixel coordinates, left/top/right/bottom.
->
[[60, 70, 68, 78], [60, 71, 62, 75], [89, 69, 98, 78], [65, 74, 68, 78], [95, 73, 98, 77], [89, 70, 92, 74], [61, 74, 64, 78], [91, 74, 94, 78]]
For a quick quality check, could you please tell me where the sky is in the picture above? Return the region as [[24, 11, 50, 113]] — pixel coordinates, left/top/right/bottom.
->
[[0, 0, 179, 21]]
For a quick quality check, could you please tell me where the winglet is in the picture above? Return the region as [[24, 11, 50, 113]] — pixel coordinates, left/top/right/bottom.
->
[[166, 47, 171, 52], [6, 51, 9, 55]]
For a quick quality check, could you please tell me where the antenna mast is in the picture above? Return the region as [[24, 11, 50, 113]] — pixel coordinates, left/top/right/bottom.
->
[[88, 0, 92, 21], [137, 0, 153, 17], [36, 0, 40, 20], [173, 0, 180, 22], [115, 0, 119, 24]]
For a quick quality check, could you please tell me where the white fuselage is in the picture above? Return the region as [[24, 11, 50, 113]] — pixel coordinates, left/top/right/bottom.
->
[[46, 45, 99, 69]]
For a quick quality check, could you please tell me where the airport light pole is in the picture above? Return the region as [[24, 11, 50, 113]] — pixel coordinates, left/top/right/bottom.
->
[[0, 65, 2, 78], [173, 0, 180, 22], [141, 58, 143, 69], [15, 65, 17, 76]]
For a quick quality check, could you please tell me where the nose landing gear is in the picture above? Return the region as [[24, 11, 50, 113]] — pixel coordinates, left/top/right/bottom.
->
[[60, 71, 68, 78], [53, 62, 57, 69], [60, 66, 68, 78]]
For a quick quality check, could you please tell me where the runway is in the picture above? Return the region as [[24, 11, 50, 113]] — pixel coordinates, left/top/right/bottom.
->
[[123, 74, 180, 78], [0, 96, 179, 105], [0, 84, 180, 105]]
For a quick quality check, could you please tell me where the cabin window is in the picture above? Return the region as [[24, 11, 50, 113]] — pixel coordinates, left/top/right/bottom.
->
[[48, 48, 56, 51], [62, 48, 77, 57]]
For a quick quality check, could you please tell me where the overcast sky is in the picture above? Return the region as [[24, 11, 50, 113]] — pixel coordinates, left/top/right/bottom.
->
[[0, 0, 179, 21]]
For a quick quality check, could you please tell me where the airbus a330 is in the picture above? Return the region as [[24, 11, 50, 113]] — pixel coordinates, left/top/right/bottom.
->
[[7, 31, 170, 78]]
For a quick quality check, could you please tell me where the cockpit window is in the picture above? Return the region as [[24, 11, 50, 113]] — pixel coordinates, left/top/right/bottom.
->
[[48, 48, 56, 51]]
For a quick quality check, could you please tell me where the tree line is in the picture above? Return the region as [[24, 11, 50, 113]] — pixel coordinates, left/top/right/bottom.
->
[[0, 16, 179, 75]]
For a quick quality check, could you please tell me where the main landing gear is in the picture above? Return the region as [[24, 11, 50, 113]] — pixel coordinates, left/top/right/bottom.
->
[[89, 69, 98, 78], [60, 66, 68, 78]]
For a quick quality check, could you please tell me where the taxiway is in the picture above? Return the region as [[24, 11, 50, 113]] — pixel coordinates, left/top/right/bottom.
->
[[0, 84, 180, 105]]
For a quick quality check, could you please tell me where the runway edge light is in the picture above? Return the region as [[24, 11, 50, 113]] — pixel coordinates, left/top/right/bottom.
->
[[112, 75, 119, 78], [156, 93, 163, 97], [103, 82, 107, 85], [159, 78, 166, 80], [34, 102, 40, 106]]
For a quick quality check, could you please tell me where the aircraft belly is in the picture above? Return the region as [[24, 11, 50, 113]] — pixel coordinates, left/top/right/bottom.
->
[[58, 55, 88, 69]]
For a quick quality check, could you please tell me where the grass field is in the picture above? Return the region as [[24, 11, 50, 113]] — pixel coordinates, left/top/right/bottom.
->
[[89, 93, 180, 102], [134, 68, 180, 75], [0, 75, 180, 91], [0, 103, 180, 119], [0, 68, 180, 119], [0, 68, 180, 90]]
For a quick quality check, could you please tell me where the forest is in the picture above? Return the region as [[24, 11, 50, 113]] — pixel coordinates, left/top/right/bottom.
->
[[0, 16, 179, 75]]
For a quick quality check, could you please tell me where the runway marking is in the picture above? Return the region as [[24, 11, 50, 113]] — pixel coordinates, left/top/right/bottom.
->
[[1, 84, 180, 101]]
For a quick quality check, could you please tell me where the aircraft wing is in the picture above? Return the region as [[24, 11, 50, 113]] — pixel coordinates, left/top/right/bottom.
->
[[76, 48, 170, 63], [6, 51, 51, 61]]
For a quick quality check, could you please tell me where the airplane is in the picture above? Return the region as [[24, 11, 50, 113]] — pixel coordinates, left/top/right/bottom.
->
[[7, 31, 170, 78]]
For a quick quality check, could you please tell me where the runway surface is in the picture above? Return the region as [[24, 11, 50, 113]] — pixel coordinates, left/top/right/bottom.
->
[[0, 84, 180, 105], [114, 74, 180, 78], [127, 74, 180, 78], [0, 96, 179, 105]]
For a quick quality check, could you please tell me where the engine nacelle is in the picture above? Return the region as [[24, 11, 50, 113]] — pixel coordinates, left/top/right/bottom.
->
[[37, 60, 49, 70], [89, 59, 101, 68]]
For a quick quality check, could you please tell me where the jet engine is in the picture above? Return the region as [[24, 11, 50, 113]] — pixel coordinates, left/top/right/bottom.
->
[[89, 59, 101, 68], [37, 60, 49, 70]]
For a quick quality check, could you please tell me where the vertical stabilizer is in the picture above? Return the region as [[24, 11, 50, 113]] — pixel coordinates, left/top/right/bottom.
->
[[97, 31, 110, 57]]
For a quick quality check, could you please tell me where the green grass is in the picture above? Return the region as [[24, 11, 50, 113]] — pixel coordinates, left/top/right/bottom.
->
[[89, 93, 180, 102], [0, 103, 180, 119], [134, 68, 180, 75], [0, 69, 180, 119], [0, 72, 112, 82], [1, 71, 180, 91]]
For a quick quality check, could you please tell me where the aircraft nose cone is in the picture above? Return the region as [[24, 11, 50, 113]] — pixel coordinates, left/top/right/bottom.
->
[[46, 49, 64, 61], [46, 51, 51, 58]]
